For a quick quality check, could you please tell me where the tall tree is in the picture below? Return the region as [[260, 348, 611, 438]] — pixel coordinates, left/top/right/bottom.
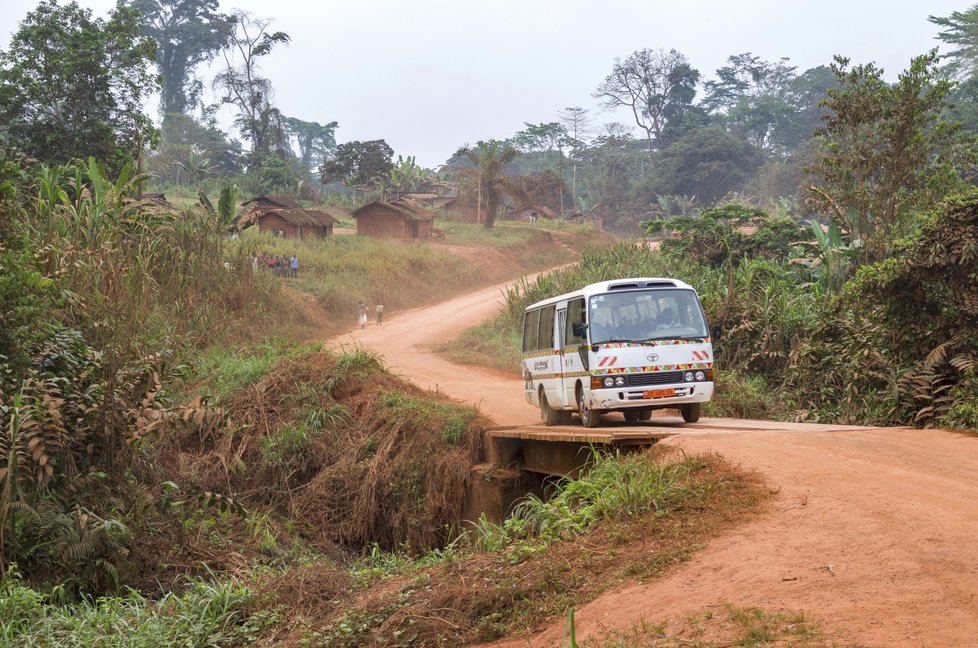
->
[[213, 11, 290, 168], [807, 52, 973, 262], [284, 117, 338, 174], [0, 0, 158, 169], [704, 53, 798, 153], [122, 0, 233, 116], [456, 142, 524, 228], [594, 48, 700, 159], [703, 53, 797, 113], [320, 139, 394, 192], [652, 126, 763, 204], [930, 5, 978, 79], [558, 106, 593, 206]]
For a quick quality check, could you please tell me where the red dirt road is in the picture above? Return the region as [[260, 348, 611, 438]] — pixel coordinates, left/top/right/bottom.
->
[[329, 276, 978, 648]]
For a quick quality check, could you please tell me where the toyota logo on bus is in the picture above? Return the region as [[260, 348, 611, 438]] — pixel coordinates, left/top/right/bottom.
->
[[647, 353, 659, 362]]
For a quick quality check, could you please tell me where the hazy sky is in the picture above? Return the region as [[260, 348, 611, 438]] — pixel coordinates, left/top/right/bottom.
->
[[0, 0, 966, 166]]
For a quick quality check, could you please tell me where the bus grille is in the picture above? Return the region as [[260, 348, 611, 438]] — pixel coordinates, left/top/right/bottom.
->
[[625, 371, 684, 387]]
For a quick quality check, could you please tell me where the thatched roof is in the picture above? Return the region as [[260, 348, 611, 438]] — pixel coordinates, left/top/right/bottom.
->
[[235, 194, 339, 231], [352, 198, 435, 222], [242, 194, 303, 210]]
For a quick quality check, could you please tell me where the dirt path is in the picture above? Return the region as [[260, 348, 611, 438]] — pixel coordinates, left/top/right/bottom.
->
[[328, 276, 978, 648]]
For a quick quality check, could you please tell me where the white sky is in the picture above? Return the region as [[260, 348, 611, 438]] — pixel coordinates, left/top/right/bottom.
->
[[0, 0, 965, 167]]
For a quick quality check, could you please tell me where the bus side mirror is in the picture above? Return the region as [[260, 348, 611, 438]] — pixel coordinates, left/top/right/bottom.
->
[[572, 322, 585, 338]]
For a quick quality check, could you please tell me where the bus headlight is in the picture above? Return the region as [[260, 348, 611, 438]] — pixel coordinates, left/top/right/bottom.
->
[[684, 371, 695, 382], [615, 376, 625, 386], [695, 370, 705, 381], [603, 377, 615, 387]]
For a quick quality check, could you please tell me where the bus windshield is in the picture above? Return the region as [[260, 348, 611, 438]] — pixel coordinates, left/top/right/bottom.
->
[[588, 289, 708, 344]]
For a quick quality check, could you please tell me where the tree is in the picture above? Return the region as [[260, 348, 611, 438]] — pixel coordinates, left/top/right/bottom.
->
[[594, 48, 700, 158], [383, 155, 440, 199], [703, 53, 798, 154], [213, 11, 290, 167], [320, 139, 394, 192], [558, 107, 593, 207], [930, 5, 978, 79], [122, 0, 233, 115], [703, 53, 797, 113], [806, 52, 973, 262], [651, 126, 763, 204], [456, 142, 525, 228], [0, 1, 158, 169], [778, 65, 840, 149], [284, 117, 338, 175]]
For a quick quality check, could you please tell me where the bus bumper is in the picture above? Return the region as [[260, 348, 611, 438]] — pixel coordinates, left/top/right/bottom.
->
[[587, 382, 713, 411]]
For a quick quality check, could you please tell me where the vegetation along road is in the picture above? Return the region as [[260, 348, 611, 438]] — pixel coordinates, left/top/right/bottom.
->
[[332, 274, 978, 647]]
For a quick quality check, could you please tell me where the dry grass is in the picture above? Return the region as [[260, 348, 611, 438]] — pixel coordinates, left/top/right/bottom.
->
[[155, 348, 485, 558]]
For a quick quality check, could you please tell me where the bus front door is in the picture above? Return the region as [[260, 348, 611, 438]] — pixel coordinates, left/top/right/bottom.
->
[[556, 307, 571, 407]]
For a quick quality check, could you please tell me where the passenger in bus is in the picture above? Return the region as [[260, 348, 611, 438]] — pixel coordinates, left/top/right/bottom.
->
[[656, 307, 677, 330]]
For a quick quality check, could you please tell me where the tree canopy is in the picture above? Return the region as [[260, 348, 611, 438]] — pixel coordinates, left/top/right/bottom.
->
[[807, 52, 973, 261], [122, 0, 234, 116], [320, 139, 394, 190], [0, 0, 158, 169]]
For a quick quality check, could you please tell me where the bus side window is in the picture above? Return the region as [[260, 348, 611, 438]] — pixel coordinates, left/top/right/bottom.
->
[[539, 305, 556, 351], [565, 298, 585, 345], [523, 309, 540, 352]]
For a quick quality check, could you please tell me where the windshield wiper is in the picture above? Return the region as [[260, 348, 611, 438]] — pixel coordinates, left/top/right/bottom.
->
[[592, 338, 633, 345]]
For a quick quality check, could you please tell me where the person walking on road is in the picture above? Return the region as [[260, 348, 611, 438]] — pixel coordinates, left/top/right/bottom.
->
[[357, 302, 369, 329], [375, 303, 384, 325]]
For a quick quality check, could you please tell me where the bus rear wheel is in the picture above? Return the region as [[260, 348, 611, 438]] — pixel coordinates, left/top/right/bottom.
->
[[577, 386, 602, 428], [680, 403, 702, 423], [623, 409, 641, 423], [540, 391, 561, 426]]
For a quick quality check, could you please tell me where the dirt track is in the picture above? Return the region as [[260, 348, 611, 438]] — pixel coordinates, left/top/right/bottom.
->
[[329, 275, 978, 648]]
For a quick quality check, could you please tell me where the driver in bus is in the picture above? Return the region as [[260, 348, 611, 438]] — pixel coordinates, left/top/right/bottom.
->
[[656, 306, 677, 330]]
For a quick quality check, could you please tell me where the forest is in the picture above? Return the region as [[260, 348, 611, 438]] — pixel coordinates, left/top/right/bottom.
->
[[2, 1, 978, 646]]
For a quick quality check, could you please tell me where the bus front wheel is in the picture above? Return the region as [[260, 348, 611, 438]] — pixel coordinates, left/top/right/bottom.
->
[[680, 403, 701, 423], [577, 387, 602, 428]]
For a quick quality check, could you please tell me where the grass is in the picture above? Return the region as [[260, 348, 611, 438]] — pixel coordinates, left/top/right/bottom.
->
[[434, 311, 523, 374], [583, 604, 857, 647], [0, 573, 276, 647], [377, 391, 478, 445], [193, 339, 326, 402]]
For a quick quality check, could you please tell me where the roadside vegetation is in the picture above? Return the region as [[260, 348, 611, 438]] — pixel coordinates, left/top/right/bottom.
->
[[257, 449, 764, 646], [445, 190, 978, 430]]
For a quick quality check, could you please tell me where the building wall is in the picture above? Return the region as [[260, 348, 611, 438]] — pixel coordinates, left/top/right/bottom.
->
[[257, 213, 296, 238], [443, 202, 483, 224], [356, 207, 410, 238]]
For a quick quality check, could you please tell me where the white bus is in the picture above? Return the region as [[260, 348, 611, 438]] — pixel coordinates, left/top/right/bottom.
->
[[521, 277, 714, 427]]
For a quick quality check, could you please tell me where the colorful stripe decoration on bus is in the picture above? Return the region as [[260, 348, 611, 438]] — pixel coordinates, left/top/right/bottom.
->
[[521, 277, 714, 428]]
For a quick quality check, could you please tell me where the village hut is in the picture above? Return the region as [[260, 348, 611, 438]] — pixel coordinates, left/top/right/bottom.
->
[[235, 195, 341, 239], [440, 195, 484, 223], [351, 198, 435, 238], [512, 204, 557, 222]]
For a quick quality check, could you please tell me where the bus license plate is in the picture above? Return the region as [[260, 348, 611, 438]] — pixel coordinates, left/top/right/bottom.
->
[[644, 388, 676, 399]]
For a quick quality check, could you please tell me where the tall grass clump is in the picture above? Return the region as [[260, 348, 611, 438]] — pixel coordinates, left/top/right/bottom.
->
[[475, 450, 715, 550], [1, 568, 270, 647]]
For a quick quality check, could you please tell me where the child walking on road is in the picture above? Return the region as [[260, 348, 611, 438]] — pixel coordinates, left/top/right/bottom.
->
[[375, 303, 384, 325], [357, 302, 369, 329]]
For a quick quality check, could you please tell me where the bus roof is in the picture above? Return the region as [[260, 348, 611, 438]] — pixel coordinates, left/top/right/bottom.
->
[[524, 277, 697, 311]]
